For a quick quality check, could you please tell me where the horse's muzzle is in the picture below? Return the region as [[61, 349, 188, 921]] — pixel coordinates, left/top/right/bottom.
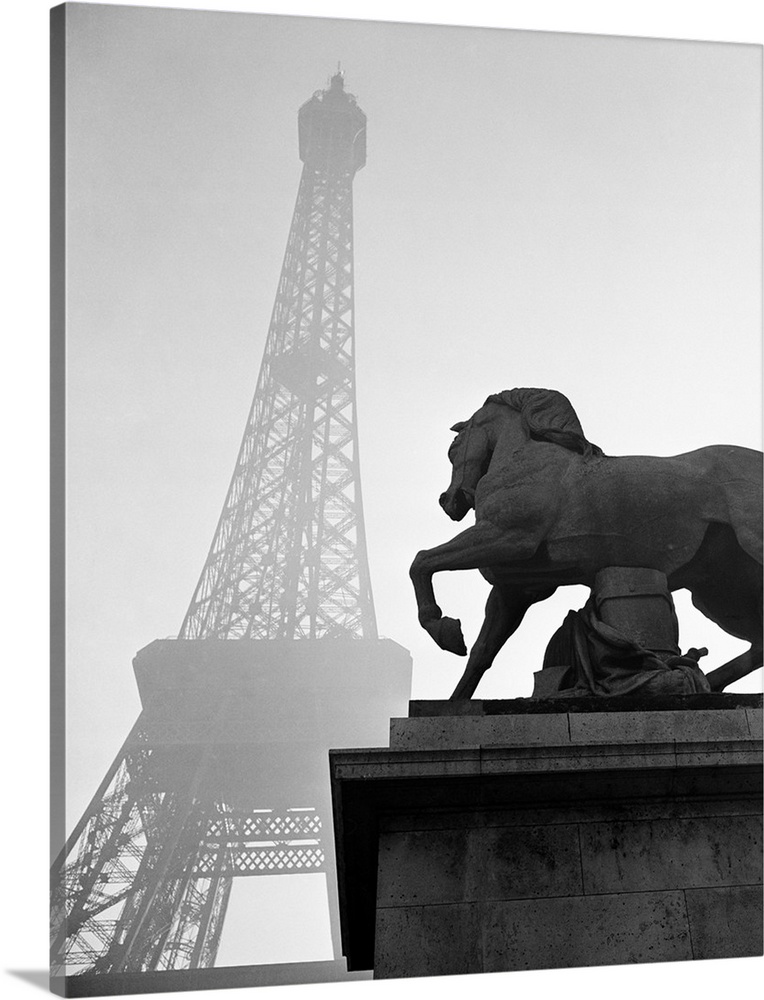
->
[[439, 488, 472, 521]]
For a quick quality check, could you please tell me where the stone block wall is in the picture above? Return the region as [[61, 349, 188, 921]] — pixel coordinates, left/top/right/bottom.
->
[[374, 797, 762, 977]]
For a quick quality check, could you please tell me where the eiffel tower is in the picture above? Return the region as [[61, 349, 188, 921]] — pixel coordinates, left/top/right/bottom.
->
[[51, 70, 411, 989]]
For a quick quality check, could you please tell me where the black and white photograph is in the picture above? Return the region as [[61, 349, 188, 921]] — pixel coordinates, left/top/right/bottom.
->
[[3, 3, 764, 1000]]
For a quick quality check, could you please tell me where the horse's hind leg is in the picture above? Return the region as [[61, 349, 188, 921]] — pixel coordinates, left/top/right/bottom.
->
[[682, 525, 763, 691], [705, 645, 763, 691], [451, 586, 554, 700]]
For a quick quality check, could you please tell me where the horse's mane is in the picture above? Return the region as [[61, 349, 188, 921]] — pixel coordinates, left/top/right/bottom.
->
[[486, 388, 605, 459]]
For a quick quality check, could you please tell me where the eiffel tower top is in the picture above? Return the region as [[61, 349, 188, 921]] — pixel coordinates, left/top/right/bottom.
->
[[299, 67, 366, 174]]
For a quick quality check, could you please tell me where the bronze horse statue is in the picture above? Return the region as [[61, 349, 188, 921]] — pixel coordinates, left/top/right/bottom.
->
[[409, 388, 763, 698]]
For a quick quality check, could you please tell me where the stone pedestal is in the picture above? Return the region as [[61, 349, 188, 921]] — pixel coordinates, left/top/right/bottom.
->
[[330, 694, 762, 978]]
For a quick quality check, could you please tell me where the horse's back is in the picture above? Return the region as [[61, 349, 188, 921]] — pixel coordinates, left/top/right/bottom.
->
[[652, 444, 762, 564], [556, 444, 763, 570], [680, 443, 762, 477], [477, 440, 762, 571], [612, 444, 761, 501]]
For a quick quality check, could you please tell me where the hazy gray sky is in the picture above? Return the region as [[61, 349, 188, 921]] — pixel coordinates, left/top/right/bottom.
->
[[62, 1, 761, 967]]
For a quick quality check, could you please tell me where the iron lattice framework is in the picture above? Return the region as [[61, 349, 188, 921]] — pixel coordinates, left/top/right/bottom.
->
[[181, 70, 376, 642], [53, 72, 376, 977], [51, 718, 327, 975]]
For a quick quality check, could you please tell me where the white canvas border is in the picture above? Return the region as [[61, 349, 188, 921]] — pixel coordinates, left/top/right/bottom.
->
[[2, 3, 761, 1000]]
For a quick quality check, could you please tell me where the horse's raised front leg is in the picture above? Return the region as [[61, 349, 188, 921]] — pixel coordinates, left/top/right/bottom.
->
[[450, 585, 555, 700], [409, 521, 536, 655]]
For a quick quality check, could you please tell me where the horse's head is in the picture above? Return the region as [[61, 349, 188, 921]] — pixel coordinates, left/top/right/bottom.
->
[[439, 390, 603, 521], [439, 415, 493, 521]]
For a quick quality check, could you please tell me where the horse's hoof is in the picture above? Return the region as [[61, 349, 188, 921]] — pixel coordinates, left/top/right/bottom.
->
[[425, 617, 467, 655]]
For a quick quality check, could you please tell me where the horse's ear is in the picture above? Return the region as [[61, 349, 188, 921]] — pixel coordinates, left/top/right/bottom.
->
[[450, 421, 467, 433]]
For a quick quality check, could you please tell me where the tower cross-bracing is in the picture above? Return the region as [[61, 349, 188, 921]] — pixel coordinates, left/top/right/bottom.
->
[[181, 70, 376, 643], [52, 72, 411, 985]]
